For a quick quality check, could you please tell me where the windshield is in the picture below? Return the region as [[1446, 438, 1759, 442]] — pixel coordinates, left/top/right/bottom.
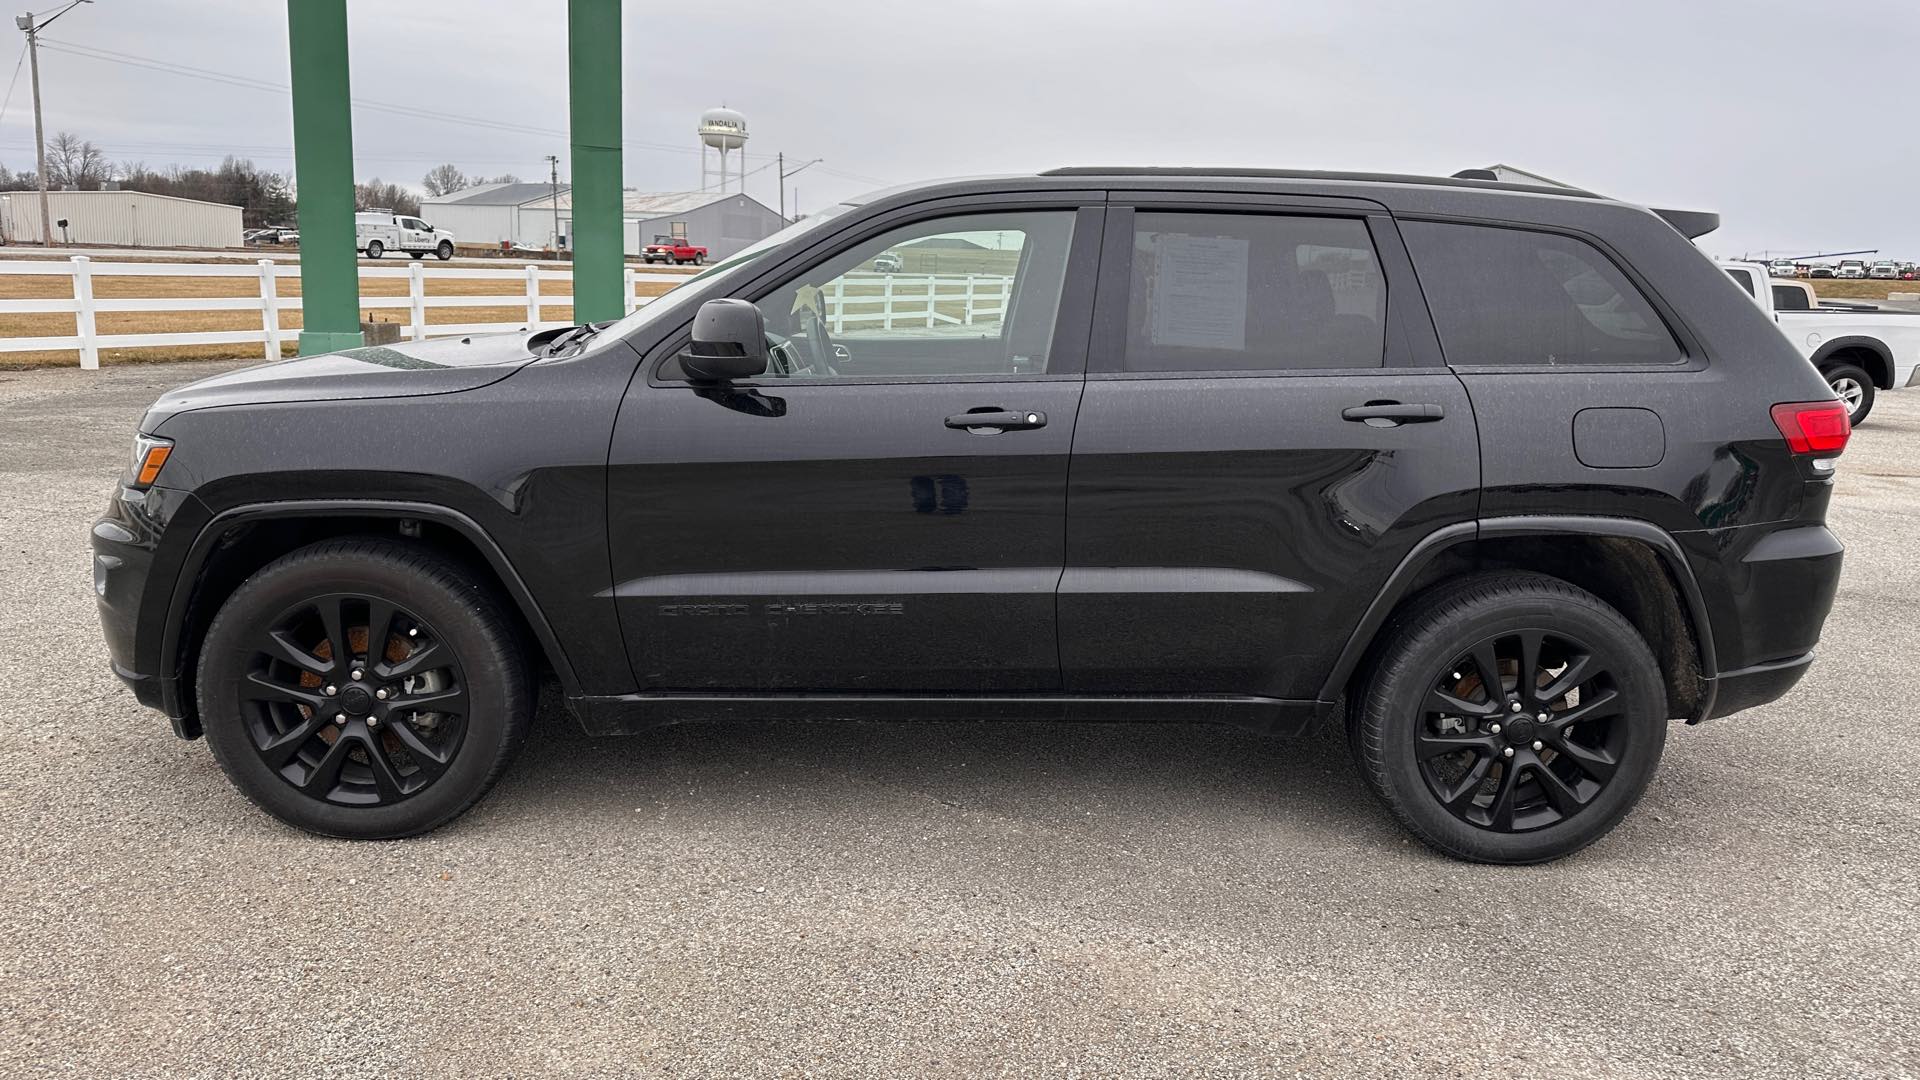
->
[[583, 200, 863, 347]]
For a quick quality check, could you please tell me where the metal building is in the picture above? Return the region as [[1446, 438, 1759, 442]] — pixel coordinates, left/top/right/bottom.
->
[[0, 189, 243, 248], [518, 189, 786, 260], [418, 182, 571, 250]]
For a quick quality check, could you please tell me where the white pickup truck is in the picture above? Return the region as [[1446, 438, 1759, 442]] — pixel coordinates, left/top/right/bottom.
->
[[1720, 260, 1920, 424], [355, 210, 455, 260]]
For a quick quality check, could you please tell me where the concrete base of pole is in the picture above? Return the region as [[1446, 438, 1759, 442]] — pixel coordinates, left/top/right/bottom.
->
[[297, 329, 365, 355]]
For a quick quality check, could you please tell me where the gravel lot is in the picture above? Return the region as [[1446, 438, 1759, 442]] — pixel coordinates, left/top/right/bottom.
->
[[2, 360, 1916, 1079]]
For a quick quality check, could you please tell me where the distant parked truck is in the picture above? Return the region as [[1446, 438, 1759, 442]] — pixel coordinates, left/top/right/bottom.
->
[[355, 209, 454, 260], [1869, 261, 1900, 279], [1721, 260, 1920, 424], [641, 235, 707, 265], [1837, 259, 1868, 279]]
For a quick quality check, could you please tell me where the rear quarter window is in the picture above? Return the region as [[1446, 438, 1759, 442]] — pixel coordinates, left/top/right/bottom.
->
[[1400, 220, 1684, 368]]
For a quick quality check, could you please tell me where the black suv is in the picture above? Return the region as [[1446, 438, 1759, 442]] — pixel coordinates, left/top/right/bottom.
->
[[93, 169, 1849, 863]]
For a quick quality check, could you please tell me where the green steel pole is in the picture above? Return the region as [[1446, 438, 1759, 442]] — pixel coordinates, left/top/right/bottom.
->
[[286, 0, 362, 354], [568, 0, 624, 322]]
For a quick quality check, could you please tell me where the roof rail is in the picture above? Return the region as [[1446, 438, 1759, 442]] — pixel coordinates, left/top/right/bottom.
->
[[1039, 166, 1599, 198]]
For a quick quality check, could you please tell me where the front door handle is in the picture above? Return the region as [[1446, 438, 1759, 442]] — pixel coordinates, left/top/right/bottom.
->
[[1341, 402, 1444, 426], [945, 408, 1047, 433]]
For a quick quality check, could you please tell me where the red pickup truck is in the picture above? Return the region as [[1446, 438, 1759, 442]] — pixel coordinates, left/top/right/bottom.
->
[[641, 235, 707, 265]]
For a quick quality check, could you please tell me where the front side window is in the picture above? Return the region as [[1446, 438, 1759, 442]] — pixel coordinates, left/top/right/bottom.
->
[[1118, 212, 1386, 373], [750, 210, 1075, 379], [1400, 220, 1683, 367]]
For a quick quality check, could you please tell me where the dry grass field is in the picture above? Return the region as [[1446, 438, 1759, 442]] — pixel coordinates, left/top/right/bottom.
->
[[0, 254, 698, 368], [1805, 278, 1920, 301]]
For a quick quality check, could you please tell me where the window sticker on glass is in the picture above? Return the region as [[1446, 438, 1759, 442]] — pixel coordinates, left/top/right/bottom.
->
[[1148, 233, 1249, 351]]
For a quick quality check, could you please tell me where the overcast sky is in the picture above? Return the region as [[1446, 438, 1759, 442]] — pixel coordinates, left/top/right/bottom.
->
[[1, 0, 1911, 258]]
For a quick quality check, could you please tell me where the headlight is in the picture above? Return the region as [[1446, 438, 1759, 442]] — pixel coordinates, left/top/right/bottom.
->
[[128, 433, 173, 490]]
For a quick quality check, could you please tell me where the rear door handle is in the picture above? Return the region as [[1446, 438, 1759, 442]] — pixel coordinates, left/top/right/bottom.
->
[[1341, 402, 1444, 426], [945, 408, 1047, 433]]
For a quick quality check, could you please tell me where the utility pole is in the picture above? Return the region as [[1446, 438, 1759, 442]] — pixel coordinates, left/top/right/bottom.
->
[[545, 153, 561, 251], [778, 154, 820, 223], [16, 1, 91, 248]]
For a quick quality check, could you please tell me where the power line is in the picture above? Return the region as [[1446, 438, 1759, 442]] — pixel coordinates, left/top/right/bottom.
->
[[0, 41, 27, 128], [25, 36, 893, 189], [38, 38, 756, 161]]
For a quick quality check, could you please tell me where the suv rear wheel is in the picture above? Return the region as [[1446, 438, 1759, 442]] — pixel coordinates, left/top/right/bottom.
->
[[1350, 572, 1667, 864], [196, 538, 532, 838]]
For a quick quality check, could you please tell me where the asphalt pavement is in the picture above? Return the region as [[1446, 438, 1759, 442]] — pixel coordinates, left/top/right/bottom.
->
[[1, 360, 1915, 1079]]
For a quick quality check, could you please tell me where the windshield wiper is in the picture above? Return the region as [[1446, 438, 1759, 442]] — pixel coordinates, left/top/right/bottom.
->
[[542, 320, 611, 356]]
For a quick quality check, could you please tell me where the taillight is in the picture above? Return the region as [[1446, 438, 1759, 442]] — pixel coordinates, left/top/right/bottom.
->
[[1770, 400, 1851, 455]]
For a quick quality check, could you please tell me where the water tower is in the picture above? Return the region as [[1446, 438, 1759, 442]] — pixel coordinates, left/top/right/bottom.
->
[[699, 107, 748, 193]]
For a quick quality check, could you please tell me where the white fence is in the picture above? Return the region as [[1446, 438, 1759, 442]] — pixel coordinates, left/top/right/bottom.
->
[[0, 256, 689, 369], [823, 272, 1013, 334], [0, 258, 1021, 369]]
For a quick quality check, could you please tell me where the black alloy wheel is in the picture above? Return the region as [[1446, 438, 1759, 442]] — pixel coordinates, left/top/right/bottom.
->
[[1349, 572, 1667, 864], [198, 539, 531, 838], [237, 592, 468, 807], [1416, 628, 1629, 833]]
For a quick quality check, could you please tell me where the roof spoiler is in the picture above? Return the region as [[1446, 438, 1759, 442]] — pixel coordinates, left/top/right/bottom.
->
[[1653, 207, 1719, 239]]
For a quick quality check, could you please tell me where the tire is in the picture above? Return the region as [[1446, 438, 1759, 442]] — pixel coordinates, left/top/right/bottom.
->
[[196, 538, 532, 839], [1822, 362, 1874, 425], [1348, 571, 1668, 865], [692, 253, 703, 266], [410, 250, 425, 260], [365, 241, 383, 259], [436, 240, 453, 261]]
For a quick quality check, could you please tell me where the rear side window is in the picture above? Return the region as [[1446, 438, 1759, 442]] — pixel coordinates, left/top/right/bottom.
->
[[1119, 213, 1386, 372], [1401, 220, 1683, 367], [1772, 284, 1811, 311]]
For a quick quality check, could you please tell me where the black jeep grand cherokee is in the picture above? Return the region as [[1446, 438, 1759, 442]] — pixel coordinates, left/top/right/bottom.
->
[[93, 168, 1849, 863]]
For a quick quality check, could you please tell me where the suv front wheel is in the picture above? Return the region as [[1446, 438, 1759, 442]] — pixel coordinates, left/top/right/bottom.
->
[[196, 538, 532, 838], [1350, 572, 1668, 864]]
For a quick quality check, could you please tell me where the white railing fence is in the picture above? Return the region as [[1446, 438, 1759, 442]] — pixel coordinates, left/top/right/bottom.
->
[[0, 259, 1022, 369], [0, 256, 688, 369], [823, 272, 1013, 334]]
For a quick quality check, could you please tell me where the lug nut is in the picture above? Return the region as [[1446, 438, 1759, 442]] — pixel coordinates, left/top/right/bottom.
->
[[333, 713, 347, 725], [1510, 701, 1522, 712], [367, 715, 380, 727], [1502, 747, 1515, 758], [407, 628, 418, 637], [1537, 712, 1549, 723], [350, 669, 363, 681], [1488, 723, 1502, 735], [323, 684, 336, 696], [375, 688, 389, 701], [1532, 740, 1544, 751]]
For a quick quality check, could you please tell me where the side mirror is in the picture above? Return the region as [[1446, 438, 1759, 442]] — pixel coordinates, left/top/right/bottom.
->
[[683, 298, 768, 381]]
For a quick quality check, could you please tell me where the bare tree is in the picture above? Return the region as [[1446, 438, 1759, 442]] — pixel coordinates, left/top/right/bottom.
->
[[354, 177, 420, 217], [481, 173, 521, 185], [119, 156, 295, 227], [421, 163, 469, 198], [46, 131, 110, 190]]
